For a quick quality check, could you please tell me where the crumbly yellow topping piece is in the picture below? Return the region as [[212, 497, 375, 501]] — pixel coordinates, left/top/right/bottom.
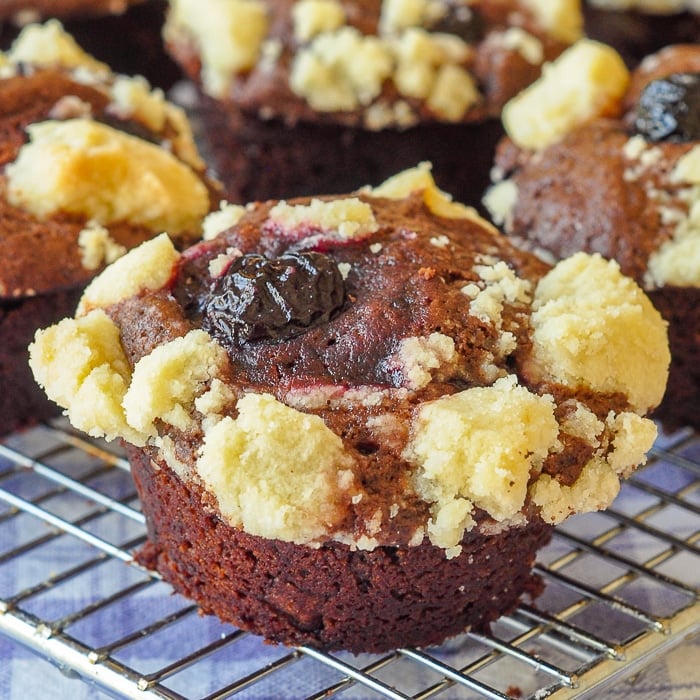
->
[[520, 0, 583, 43], [393, 333, 458, 389], [366, 161, 494, 229], [77, 222, 127, 271], [503, 39, 630, 150], [530, 252, 670, 413], [124, 330, 230, 435], [197, 393, 357, 543], [291, 27, 394, 112], [292, 0, 345, 42], [267, 197, 379, 240], [7, 19, 109, 74], [379, 0, 447, 34], [531, 410, 655, 525], [202, 202, 248, 241], [28, 310, 143, 445], [482, 179, 519, 228], [165, 0, 269, 97], [78, 234, 181, 314], [6, 119, 209, 235], [646, 145, 700, 288], [406, 375, 560, 550]]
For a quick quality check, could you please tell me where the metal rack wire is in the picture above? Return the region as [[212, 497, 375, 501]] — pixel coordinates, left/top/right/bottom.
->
[[0, 419, 698, 699]]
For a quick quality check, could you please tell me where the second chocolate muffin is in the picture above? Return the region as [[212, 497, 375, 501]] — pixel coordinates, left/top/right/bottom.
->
[[485, 40, 700, 431]]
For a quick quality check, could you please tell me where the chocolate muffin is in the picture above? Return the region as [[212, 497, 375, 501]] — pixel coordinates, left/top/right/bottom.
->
[[162, 0, 583, 208], [484, 40, 700, 431], [583, 1, 700, 68], [0, 20, 215, 434], [29, 165, 669, 653]]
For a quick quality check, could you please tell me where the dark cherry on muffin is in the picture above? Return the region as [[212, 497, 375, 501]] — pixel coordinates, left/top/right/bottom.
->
[[484, 40, 700, 431], [0, 20, 216, 434], [162, 0, 584, 209], [30, 165, 669, 652]]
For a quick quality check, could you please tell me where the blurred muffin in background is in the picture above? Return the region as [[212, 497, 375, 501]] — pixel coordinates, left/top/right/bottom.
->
[[484, 40, 700, 430], [162, 0, 583, 208]]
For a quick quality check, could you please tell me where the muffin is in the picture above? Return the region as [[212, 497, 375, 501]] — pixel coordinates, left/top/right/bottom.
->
[[484, 40, 700, 431], [162, 0, 583, 208], [583, 1, 700, 68], [0, 20, 215, 434], [29, 165, 669, 653], [0, 2, 181, 90]]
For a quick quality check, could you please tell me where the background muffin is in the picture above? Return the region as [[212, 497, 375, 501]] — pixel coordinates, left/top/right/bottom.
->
[[0, 20, 216, 434], [29, 166, 668, 652], [162, 0, 583, 209], [484, 40, 700, 430]]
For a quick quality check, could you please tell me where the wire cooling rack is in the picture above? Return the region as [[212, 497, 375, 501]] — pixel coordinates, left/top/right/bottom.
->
[[0, 419, 698, 700]]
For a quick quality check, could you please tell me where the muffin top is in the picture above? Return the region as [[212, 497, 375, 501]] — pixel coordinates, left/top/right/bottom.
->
[[163, 0, 583, 129], [485, 41, 700, 290], [30, 165, 669, 556], [0, 20, 214, 300]]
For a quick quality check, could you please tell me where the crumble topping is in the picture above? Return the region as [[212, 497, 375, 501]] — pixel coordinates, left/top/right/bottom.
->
[[406, 375, 559, 550], [165, 0, 583, 125], [77, 222, 127, 271], [492, 28, 544, 65], [78, 234, 181, 314], [291, 27, 393, 113], [124, 330, 230, 435], [165, 0, 269, 98], [366, 161, 493, 228], [530, 252, 670, 413], [6, 18, 109, 74], [392, 334, 458, 390], [502, 39, 630, 150], [197, 393, 356, 543], [6, 120, 209, 235], [292, 0, 346, 42], [521, 0, 583, 43], [266, 198, 379, 241], [28, 309, 141, 445], [482, 179, 518, 228], [202, 202, 249, 241], [646, 145, 700, 288]]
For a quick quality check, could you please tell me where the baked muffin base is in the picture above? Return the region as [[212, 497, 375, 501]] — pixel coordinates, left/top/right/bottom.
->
[[128, 444, 552, 654], [1, 287, 82, 435], [192, 95, 504, 212]]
